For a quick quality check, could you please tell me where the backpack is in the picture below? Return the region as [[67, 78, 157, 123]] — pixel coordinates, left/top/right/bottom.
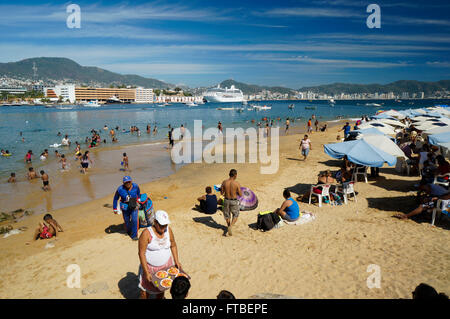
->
[[257, 212, 280, 232]]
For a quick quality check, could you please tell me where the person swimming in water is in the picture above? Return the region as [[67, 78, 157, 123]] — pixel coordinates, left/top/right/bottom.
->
[[24, 150, 33, 164]]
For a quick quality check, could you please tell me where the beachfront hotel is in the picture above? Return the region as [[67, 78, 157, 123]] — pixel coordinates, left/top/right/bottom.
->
[[43, 86, 154, 104]]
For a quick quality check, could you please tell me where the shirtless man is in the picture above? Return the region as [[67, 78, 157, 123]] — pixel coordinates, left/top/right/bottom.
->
[[40, 170, 50, 191], [220, 169, 242, 236], [32, 214, 63, 241], [27, 167, 39, 180]]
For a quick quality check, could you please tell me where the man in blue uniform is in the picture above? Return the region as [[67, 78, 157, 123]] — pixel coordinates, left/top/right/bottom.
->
[[113, 176, 141, 240]]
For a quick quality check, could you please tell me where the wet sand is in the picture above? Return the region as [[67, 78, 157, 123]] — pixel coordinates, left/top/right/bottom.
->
[[1, 121, 448, 299]]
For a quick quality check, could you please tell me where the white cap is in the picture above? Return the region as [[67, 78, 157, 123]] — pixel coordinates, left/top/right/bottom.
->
[[155, 210, 170, 225]]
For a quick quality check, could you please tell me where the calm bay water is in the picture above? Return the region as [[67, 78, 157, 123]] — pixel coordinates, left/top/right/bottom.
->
[[0, 99, 448, 178]]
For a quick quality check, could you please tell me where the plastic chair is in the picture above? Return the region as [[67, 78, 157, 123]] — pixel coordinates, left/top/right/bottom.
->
[[431, 199, 450, 226], [336, 181, 357, 204], [308, 184, 333, 207], [352, 166, 368, 183], [433, 173, 450, 188]]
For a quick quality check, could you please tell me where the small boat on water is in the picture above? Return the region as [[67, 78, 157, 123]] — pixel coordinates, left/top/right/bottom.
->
[[105, 96, 122, 104], [252, 105, 271, 111], [186, 102, 198, 107], [82, 100, 100, 107], [217, 107, 236, 110], [236, 107, 245, 113], [288, 104, 295, 109], [365, 103, 382, 107]]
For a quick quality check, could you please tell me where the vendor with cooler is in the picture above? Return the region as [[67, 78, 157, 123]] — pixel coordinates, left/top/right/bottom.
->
[[113, 176, 141, 240]]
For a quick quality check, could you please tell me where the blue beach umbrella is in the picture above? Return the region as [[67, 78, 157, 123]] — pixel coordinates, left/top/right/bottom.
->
[[428, 132, 450, 146], [324, 139, 397, 167], [356, 127, 386, 136]]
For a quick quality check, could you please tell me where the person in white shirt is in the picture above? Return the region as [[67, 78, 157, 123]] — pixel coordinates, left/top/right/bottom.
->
[[299, 135, 312, 160], [62, 134, 71, 146]]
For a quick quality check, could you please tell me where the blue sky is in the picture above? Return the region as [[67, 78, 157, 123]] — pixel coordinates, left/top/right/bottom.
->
[[0, 0, 449, 88]]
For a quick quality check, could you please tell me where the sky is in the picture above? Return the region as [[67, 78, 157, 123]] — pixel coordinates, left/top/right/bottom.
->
[[0, 0, 449, 88]]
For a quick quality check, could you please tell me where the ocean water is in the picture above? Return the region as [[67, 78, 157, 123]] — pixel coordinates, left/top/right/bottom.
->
[[0, 99, 448, 178]]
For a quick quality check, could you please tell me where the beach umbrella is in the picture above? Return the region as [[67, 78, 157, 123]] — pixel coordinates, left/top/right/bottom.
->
[[358, 121, 396, 135], [414, 122, 448, 131], [361, 135, 406, 158], [379, 118, 407, 128], [372, 113, 395, 120], [428, 132, 450, 146], [422, 126, 450, 137], [356, 127, 385, 136], [324, 139, 397, 167], [238, 187, 258, 211], [383, 109, 406, 119]]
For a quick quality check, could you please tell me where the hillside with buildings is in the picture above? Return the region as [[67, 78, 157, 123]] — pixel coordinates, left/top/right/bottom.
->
[[0, 57, 174, 89]]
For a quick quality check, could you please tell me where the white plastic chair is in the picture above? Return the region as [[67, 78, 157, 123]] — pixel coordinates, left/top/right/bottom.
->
[[308, 184, 333, 207], [352, 166, 368, 183], [336, 181, 357, 204], [433, 173, 450, 188], [431, 199, 450, 226]]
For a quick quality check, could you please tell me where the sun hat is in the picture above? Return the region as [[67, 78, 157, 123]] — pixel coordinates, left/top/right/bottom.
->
[[123, 176, 132, 183], [155, 210, 170, 225]]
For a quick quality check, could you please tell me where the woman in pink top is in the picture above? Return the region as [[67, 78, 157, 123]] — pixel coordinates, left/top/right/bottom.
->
[[138, 210, 182, 299]]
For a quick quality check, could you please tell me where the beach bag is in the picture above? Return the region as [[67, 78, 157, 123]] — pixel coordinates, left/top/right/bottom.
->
[[257, 211, 280, 232]]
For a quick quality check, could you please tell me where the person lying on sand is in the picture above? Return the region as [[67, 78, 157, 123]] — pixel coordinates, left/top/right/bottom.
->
[[394, 189, 450, 220], [32, 214, 63, 241]]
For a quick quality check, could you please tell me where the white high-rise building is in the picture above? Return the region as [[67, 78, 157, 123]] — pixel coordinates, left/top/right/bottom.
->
[[45, 84, 76, 103], [135, 88, 154, 103]]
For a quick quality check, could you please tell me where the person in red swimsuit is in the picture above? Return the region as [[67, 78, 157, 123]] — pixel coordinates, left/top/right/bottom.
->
[[32, 214, 63, 241]]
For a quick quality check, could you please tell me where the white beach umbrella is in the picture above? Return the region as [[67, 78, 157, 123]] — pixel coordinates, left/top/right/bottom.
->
[[362, 135, 407, 158], [379, 118, 407, 128], [382, 110, 406, 119], [414, 122, 448, 131], [358, 121, 396, 135]]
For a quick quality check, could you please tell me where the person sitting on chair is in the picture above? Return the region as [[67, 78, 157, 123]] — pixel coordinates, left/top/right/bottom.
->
[[196, 186, 218, 214]]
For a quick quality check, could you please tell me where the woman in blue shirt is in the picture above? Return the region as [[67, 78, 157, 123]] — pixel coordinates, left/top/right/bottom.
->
[[275, 190, 300, 222]]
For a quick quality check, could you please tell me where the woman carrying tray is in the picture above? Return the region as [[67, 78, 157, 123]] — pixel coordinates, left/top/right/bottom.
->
[[138, 210, 183, 299]]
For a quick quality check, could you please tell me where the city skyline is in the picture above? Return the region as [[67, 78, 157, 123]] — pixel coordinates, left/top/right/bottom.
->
[[0, 0, 449, 88]]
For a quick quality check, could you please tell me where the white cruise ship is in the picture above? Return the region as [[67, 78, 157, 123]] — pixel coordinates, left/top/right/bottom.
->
[[203, 85, 244, 103]]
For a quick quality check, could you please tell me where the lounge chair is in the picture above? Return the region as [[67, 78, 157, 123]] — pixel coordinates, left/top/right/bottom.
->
[[431, 199, 450, 226], [336, 181, 357, 204], [308, 184, 333, 207]]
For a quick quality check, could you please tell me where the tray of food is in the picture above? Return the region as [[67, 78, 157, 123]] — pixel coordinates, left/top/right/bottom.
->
[[152, 266, 190, 291]]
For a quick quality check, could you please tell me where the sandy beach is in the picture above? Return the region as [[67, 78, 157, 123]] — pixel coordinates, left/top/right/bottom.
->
[[0, 123, 449, 299]]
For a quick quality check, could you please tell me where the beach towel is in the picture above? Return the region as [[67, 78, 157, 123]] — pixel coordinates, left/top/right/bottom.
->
[[283, 212, 316, 226]]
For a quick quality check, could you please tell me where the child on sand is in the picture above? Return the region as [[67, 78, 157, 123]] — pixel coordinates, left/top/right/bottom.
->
[[32, 214, 63, 240], [40, 170, 51, 191], [122, 153, 129, 171]]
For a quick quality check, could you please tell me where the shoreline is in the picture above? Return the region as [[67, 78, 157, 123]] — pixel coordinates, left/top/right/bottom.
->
[[0, 118, 347, 217]]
